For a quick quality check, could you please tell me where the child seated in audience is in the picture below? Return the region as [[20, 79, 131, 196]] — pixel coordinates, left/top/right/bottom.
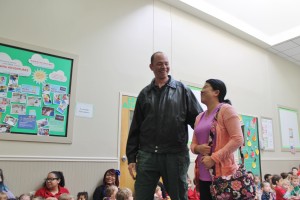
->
[[18, 194, 31, 200], [104, 185, 118, 200], [77, 192, 88, 200], [58, 194, 74, 200], [273, 174, 288, 200], [261, 181, 275, 200], [292, 168, 299, 177], [31, 197, 44, 200], [0, 192, 8, 200], [290, 175, 300, 198], [282, 179, 294, 199], [0, 169, 15, 200], [187, 176, 199, 200], [115, 188, 133, 200], [254, 176, 262, 200], [154, 186, 163, 200]]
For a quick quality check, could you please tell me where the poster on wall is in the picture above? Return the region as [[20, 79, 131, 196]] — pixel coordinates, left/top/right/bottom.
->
[[239, 114, 262, 177], [0, 38, 76, 143], [261, 117, 274, 151], [278, 106, 300, 152]]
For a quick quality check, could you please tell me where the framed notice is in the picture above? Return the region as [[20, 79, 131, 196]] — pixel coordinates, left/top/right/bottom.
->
[[261, 117, 274, 151], [278, 106, 300, 152], [0, 37, 77, 143]]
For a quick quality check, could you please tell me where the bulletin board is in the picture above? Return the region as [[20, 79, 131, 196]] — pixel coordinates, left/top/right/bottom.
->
[[0, 37, 77, 143], [278, 106, 300, 152], [239, 114, 262, 177]]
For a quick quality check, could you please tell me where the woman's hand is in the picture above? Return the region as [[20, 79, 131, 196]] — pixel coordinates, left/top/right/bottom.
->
[[195, 144, 211, 155], [201, 156, 215, 169]]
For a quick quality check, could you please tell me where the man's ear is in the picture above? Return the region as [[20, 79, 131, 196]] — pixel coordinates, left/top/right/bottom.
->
[[149, 64, 153, 71]]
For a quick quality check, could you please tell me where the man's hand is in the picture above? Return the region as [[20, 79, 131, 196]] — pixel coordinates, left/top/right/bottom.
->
[[128, 163, 136, 180]]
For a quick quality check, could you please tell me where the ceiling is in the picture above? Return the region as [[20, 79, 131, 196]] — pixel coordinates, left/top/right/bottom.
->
[[161, 0, 300, 66]]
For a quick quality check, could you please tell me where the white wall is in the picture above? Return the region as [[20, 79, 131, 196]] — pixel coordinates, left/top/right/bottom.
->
[[0, 0, 300, 197]]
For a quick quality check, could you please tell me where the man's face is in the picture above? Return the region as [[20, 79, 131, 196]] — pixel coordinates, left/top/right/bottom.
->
[[150, 53, 170, 80]]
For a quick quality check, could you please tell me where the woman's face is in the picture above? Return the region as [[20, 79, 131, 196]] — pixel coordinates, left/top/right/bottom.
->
[[105, 172, 116, 185], [201, 83, 219, 105], [45, 173, 60, 190]]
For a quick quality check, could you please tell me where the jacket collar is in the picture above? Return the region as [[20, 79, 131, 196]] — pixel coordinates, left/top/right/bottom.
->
[[149, 75, 176, 90]]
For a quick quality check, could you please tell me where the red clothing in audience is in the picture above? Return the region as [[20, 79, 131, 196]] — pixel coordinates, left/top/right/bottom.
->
[[35, 186, 70, 199], [274, 186, 286, 200], [188, 188, 200, 200]]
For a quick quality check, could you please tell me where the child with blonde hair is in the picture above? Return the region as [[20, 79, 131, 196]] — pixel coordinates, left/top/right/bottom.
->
[[0, 192, 8, 200], [115, 188, 133, 200], [104, 185, 118, 200], [261, 182, 275, 200]]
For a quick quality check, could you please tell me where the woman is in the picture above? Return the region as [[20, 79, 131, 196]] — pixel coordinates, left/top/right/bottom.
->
[[0, 169, 15, 200], [93, 169, 120, 200], [190, 79, 243, 200], [35, 171, 69, 199]]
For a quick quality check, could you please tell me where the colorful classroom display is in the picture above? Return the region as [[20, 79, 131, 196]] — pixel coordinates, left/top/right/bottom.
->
[[0, 43, 73, 137], [239, 115, 262, 177]]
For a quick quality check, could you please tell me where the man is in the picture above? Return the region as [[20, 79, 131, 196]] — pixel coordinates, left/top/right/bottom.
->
[[126, 52, 202, 200]]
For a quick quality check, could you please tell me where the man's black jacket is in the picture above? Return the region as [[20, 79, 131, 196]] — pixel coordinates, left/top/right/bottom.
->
[[126, 76, 203, 164]]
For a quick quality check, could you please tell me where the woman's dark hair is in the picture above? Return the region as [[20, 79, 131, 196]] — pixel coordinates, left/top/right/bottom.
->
[[206, 79, 231, 105], [102, 169, 120, 187], [271, 174, 281, 185], [77, 192, 88, 200], [43, 171, 66, 187]]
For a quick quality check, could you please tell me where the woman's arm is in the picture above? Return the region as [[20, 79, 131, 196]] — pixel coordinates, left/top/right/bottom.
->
[[211, 106, 244, 164]]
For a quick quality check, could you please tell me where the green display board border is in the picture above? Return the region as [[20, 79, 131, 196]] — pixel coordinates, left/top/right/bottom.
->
[[0, 37, 78, 143]]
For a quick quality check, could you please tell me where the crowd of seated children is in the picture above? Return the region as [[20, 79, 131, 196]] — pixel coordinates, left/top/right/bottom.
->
[[2, 165, 300, 200]]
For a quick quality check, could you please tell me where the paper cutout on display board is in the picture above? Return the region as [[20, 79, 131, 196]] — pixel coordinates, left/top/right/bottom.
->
[[49, 70, 67, 82], [0, 53, 31, 76], [252, 158, 257, 169], [32, 69, 47, 84], [29, 54, 54, 69], [239, 114, 262, 177], [247, 140, 252, 146]]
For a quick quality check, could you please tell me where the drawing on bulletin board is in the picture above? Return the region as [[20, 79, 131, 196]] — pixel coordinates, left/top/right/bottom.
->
[[0, 37, 77, 143], [261, 117, 274, 151], [278, 106, 300, 152], [239, 114, 262, 178]]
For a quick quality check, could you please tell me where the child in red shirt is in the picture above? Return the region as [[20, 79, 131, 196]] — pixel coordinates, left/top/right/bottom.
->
[[272, 174, 287, 200]]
